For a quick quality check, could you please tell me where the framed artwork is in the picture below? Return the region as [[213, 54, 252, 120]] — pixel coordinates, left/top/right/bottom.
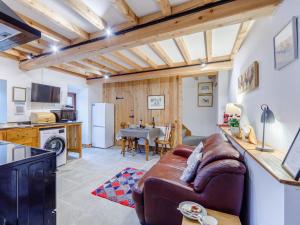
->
[[274, 17, 298, 70], [198, 95, 213, 107], [12, 87, 26, 102], [282, 128, 300, 180], [148, 95, 165, 110], [238, 61, 259, 94], [198, 82, 213, 95]]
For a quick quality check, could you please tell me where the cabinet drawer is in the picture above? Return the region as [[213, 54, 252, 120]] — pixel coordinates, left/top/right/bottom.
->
[[7, 128, 38, 141]]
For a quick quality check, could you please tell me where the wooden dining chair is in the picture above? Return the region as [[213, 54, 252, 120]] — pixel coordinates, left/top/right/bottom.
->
[[155, 123, 175, 156], [120, 122, 138, 154]]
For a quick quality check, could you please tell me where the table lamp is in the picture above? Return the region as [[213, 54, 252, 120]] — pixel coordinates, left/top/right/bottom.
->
[[256, 104, 275, 151]]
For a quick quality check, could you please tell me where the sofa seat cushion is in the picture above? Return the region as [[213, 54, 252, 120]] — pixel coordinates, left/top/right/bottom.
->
[[159, 151, 188, 170]]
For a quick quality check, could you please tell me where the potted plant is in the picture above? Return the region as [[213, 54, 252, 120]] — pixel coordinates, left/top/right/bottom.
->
[[229, 118, 240, 138]]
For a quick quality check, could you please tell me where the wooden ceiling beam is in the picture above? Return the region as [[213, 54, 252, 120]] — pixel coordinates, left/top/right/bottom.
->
[[64, 0, 106, 30], [98, 55, 130, 72], [157, 0, 172, 16], [49, 66, 89, 78], [113, 0, 138, 25], [111, 51, 143, 71], [231, 20, 254, 58], [82, 59, 118, 74], [130, 48, 158, 69], [17, 13, 71, 45], [20, 0, 281, 70], [149, 42, 174, 67], [15, 44, 43, 55], [19, 0, 89, 39], [68, 61, 103, 76], [96, 61, 232, 83], [204, 30, 212, 62], [174, 37, 192, 65], [0, 52, 20, 61]]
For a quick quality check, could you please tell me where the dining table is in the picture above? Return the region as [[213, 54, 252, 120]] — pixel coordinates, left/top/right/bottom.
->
[[118, 127, 163, 161]]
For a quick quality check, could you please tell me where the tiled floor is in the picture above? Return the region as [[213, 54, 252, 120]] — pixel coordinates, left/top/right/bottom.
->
[[57, 146, 159, 225]]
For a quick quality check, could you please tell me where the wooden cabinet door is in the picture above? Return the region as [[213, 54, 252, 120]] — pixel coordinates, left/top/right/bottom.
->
[[0, 130, 6, 141], [6, 128, 38, 147]]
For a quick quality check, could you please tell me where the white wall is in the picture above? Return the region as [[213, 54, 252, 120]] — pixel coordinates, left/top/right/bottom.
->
[[217, 71, 230, 125], [228, 0, 300, 151], [182, 76, 218, 136], [0, 56, 98, 143]]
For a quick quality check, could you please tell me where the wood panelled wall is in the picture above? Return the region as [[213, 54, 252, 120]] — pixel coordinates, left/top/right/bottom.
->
[[103, 77, 182, 145]]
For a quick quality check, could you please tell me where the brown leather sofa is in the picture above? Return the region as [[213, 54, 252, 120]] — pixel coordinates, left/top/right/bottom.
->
[[132, 134, 246, 225]]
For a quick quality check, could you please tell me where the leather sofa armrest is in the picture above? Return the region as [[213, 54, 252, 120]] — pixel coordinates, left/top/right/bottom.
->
[[173, 144, 195, 158], [143, 177, 200, 225]]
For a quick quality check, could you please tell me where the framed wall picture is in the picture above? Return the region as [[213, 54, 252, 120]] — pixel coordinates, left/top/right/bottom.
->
[[282, 128, 300, 180], [238, 61, 259, 94], [274, 17, 298, 70], [148, 95, 165, 110], [198, 95, 213, 107], [12, 87, 26, 102], [198, 82, 213, 95]]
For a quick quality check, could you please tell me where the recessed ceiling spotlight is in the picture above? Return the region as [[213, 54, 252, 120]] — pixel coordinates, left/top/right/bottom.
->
[[104, 75, 109, 79], [27, 53, 33, 59], [200, 61, 207, 68], [105, 28, 113, 37], [51, 45, 59, 53]]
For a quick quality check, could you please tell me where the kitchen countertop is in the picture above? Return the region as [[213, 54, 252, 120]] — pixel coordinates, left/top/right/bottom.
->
[[0, 121, 82, 130], [0, 141, 55, 168]]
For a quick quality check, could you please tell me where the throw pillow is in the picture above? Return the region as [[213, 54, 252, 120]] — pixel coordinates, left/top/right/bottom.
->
[[187, 142, 203, 165], [180, 152, 203, 183]]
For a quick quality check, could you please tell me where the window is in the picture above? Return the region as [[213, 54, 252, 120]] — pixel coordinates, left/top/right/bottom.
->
[[67, 92, 76, 110]]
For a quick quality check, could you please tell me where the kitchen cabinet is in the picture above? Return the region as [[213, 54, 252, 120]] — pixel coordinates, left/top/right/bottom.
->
[[6, 128, 39, 147], [0, 144, 56, 225]]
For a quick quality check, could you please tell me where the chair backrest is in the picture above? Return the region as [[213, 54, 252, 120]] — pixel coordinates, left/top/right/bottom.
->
[[120, 122, 130, 129], [164, 123, 175, 146]]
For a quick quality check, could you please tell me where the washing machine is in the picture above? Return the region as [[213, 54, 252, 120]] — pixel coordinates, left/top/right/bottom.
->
[[40, 127, 67, 167]]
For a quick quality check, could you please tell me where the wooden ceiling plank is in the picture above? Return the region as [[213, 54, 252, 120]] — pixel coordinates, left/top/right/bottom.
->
[[174, 37, 192, 65], [64, 0, 106, 30], [98, 55, 130, 72], [19, 0, 89, 39], [18, 13, 71, 45], [113, 0, 138, 24], [20, 0, 281, 70], [111, 51, 143, 71], [204, 30, 212, 62], [130, 48, 158, 69], [231, 20, 254, 58], [0, 52, 20, 61], [82, 59, 118, 74], [98, 61, 232, 83], [157, 0, 172, 16], [149, 42, 174, 67], [5, 49, 27, 60]]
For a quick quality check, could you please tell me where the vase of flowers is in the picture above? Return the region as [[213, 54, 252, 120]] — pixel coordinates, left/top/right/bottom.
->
[[229, 118, 240, 138]]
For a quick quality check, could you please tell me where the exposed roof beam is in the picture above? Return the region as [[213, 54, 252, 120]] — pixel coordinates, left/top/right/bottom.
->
[[95, 61, 232, 83], [5, 49, 27, 60], [174, 37, 192, 65], [204, 30, 212, 62], [149, 42, 174, 67], [15, 44, 43, 55], [20, 0, 281, 70], [19, 0, 89, 39], [231, 20, 254, 58], [68, 61, 103, 76], [17, 13, 71, 45], [157, 0, 172, 16], [0, 52, 19, 61], [64, 0, 106, 30], [28, 39, 50, 49], [111, 52, 143, 71], [82, 59, 118, 74], [49, 66, 89, 78], [130, 48, 158, 69], [98, 55, 130, 72], [113, 0, 138, 24]]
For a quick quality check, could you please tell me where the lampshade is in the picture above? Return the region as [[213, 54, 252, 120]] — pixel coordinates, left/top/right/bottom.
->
[[225, 103, 241, 116], [260, 104, 275, 123]]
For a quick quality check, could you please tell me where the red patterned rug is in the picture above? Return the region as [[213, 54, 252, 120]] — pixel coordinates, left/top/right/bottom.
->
[[91, 167, 146, 208]]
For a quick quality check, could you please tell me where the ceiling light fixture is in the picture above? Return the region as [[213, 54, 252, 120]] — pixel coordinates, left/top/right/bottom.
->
[[27, 53, 33, 59], [200, 61, 207, 68], [51, 45, 59, 53], [104, 75, 109, 79], [105, 28, 113, 37]]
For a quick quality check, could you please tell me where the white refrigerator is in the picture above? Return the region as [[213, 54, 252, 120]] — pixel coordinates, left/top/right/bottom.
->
[[92, 103, 114, 148]]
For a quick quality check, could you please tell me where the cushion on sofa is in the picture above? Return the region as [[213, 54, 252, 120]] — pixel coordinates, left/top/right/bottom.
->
[[187, 142, 203, 165], [180, 151, 202, 182], [173, 144, 195, 158]]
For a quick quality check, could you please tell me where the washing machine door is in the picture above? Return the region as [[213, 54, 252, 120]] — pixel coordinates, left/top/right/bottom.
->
[[43, 136, 66, 156]]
